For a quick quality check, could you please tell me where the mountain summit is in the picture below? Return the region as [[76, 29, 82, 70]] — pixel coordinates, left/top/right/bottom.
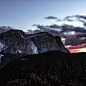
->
[[0, 29, 70, 54], [0, 29, 32, 54], [26, 32, 70, 53]]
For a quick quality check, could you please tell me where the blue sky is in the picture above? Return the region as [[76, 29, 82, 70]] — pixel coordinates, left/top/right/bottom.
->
[[0, 0, 86, 32]]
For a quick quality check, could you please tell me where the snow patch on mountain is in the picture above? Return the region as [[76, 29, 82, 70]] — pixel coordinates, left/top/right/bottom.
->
[[18, 50, 22, 53], [0, 42, 5, 52], [0, 54, 4, 62], [20, 33, 26, 40], [30, 41, 38, 54]]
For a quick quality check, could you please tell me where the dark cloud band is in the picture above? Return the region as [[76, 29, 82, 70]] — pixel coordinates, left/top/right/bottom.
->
[[31, 15, 86, 50], [45, 16, 57, 19]]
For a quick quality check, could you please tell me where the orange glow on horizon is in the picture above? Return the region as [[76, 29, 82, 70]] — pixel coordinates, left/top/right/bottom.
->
[[69, 48, 86, 53]]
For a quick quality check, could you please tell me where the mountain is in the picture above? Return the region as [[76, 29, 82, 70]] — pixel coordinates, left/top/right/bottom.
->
[[0, 29, 70, 68], [0, 29, 69, 55], [0, 29, 32, 54], [26, 32, 70, 54], [0, 50, 86, 86]]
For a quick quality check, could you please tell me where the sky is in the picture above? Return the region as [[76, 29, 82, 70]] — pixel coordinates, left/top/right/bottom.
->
[[0, 0, 86, 53]]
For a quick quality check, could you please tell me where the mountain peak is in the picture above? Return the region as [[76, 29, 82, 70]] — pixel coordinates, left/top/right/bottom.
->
[[0, 30, 70, 54]]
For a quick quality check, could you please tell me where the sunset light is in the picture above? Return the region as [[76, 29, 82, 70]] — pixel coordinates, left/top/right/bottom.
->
[[69, 48, 86, 53]]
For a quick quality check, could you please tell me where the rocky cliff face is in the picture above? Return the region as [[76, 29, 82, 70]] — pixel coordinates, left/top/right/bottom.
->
[[0, 29, 32, 54], [26, 32, 70, 53], [0, 29, 70, 54]]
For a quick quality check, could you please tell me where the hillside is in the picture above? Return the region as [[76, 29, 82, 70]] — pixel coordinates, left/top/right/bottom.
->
[[0, 53, 27, 69], [0, 50, 86, 86]]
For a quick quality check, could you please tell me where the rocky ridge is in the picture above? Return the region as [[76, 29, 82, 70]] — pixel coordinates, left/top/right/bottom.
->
[[0, 29, 32, 54], [0, 29, 70, 54], [26, 32, 69, 53]]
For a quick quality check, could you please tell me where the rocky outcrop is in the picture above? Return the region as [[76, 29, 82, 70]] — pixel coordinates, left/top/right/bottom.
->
[[0, 29, 70, 54], [26, 32, 70, 53], [0, 29, 32, 54], [55, 36, 70, 53]]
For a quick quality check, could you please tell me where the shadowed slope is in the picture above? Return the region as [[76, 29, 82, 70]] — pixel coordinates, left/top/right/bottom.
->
[[0, 50, 86, 86]]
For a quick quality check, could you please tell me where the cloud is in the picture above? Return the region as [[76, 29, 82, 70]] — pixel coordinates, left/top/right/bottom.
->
[[32, 24, 86, 49], [45, 16, 57, 19], [66, 43, 86, 49], [64, 15, 75, 19], [65, 37, 86, 46], [48, 24, 61, 28], [64, 15, 75, 21], [64, 32, 86, 49], [57, 19, 62, 21], [65, 19, 73, 21], [34, 25, 61, 36], [32, 24, 37, 26], [35, 24, 86, 34], [64, 17, 74, 21], [75, 15, 86, 27], [75, 15, 86, 20], [45, 15, 86, 24], [0, 26, 12, 33], [69, 49, 80, 53], [63, 33, 86, 39], [64, 15, 86, 27], [77, 19, 86, 27], [76, 33, 86, 38], [31, 15, 86, 51]]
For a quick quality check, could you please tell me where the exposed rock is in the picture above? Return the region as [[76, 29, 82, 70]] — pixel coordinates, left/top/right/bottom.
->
[[0, 29, 32, 54], [0, 30, 70, 54], [26, 32, 70, 53]]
